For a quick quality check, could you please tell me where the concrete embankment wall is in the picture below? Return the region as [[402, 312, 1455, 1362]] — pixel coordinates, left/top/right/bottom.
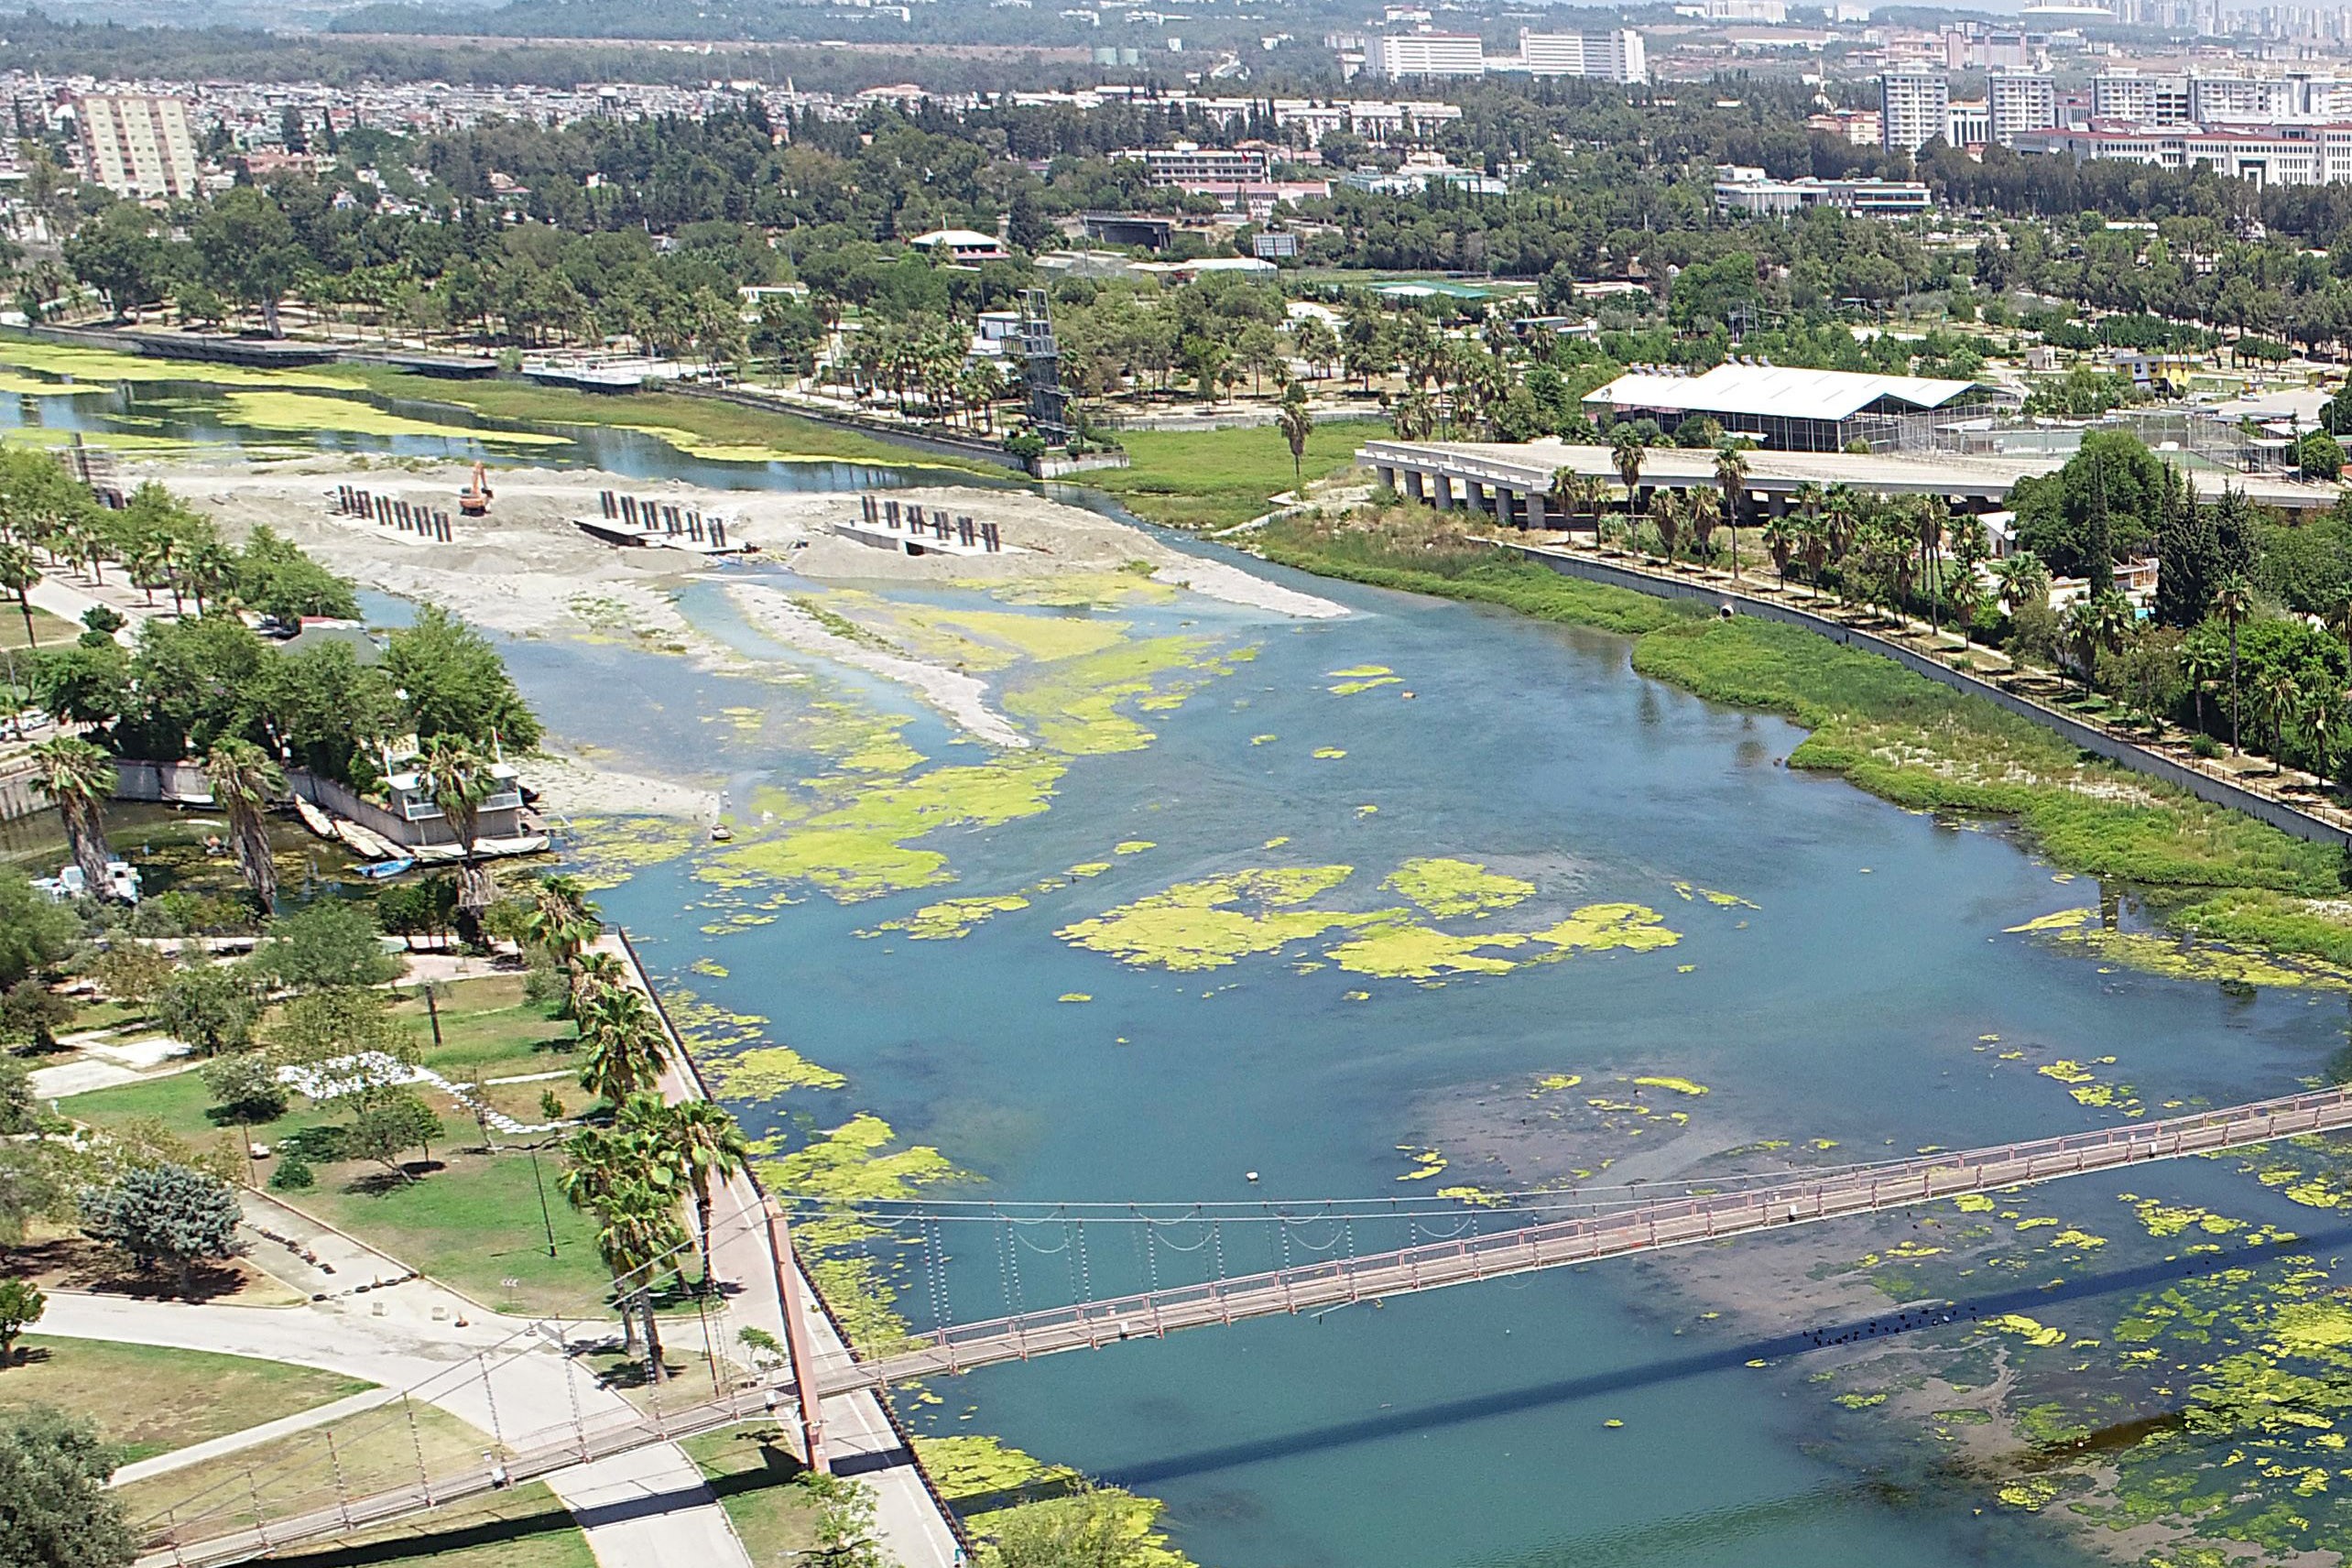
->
[[1508, 543, 2352, 852]]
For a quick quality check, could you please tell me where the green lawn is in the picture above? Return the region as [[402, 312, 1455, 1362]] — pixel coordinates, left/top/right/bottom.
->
[[0, 1337, 370, 1463], [0, 604, 82, 652], [679, 1425, 823, 1567], [116, 1397, 486, 1529], [338, 368, 995, 474], [61, 977, 611, 1315], [1091, 421, 1385, 531], [265, 1482, 593, 1568]]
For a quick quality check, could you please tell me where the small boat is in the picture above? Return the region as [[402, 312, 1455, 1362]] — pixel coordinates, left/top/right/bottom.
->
[[708, 823, 734, 843], [354, 857, 415, 880]]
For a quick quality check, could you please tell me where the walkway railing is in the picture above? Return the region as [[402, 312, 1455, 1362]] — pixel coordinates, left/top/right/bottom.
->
[[138, 1081, 2352, 1567]]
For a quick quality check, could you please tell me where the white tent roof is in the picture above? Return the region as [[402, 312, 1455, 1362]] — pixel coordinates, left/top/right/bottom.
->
[[1584, 365, 1987, 423]]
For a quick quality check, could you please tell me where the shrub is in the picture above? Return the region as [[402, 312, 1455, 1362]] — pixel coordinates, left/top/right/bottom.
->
[[201, 1053, 289, 1124], [276, 1124, 350, 1162], [267, 1153, 315, 1192], [2192, 734, 2224, 759]]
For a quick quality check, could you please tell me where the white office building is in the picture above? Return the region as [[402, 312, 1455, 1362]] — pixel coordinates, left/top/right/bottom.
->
[[1946, 99, 1991, 147], [2093, 71, 2191, 125], [1880, 70, 1953, 153], [1988, 71, 2058, 143], [1512, 28, 1647, 83], [74, 93, 200, 201], [1367, 32, 1486, 79]]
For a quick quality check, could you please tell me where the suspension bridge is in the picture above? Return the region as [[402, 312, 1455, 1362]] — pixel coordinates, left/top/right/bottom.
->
[[127, 1080, 2352, 1568]]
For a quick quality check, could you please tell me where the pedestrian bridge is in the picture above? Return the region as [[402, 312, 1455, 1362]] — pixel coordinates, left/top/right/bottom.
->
[[136, 1082, 2352, 1568]]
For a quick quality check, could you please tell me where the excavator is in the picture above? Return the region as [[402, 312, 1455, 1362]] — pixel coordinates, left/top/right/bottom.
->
[[458, 460, 495, 517]]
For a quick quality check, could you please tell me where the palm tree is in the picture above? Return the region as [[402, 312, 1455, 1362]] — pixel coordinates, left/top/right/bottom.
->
[[1276, 390, 1313, 501], [647, 1098, 749, 1284], [1713, 442, 1751, 578], [30, 735, 117, 897], [2327, 593, 2352, 674], [418, 735, 497, 927], [1914, 495, 1949, 634], [203, 739, 284, 909], [1608, 425, 1649, 546], [2214, 573, 2254, 755], [2059, 597, 2102, 694], [1685, 488, 1721, 569], [2260, 668, 2302, 768], [1548, 465, 1584, 535], [593, 1182, 688, 1378], [0, 544, 37, 648], [523, 876, 603, 975], [2304, 687, 2347, 788], [1762, 513, 1799, 593], [576, 985, 671, 1105], [1650, 488, 1683, 564], [1393, 390, 1434, 442], [185, 539, 235, 615], [567, 951, 629, 1019], [1990, 551, 2052, 617], [2183, 638, 2227, 740]]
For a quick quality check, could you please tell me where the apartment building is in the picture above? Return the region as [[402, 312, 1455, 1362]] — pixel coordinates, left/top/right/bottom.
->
[[1510, 28, 1647, 83], [1988, 71, 2059, 144], [2092, 71, 2192, 125], [1880, 70, 1952, 153], [1366, 31, 1486, 79], [1946, 100, 1992, 147], [1118, 145, 1273, 184], [73, 93, 200, 201]]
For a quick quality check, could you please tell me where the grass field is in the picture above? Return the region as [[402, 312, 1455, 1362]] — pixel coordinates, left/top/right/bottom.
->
[[116, 1397, 486, 1528], [61, 976, 610, 1314], [0, 1338, 370, 1463], [678, 1425, 823, 1566], [1257, 512, 2352, 943], [0, 604, 82, 652], [1090, 420, 1385, 531], [265, 1482, 593, 1568]]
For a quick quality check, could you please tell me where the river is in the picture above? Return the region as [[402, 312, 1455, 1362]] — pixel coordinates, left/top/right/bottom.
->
[[15, 362, 2352, 1567]]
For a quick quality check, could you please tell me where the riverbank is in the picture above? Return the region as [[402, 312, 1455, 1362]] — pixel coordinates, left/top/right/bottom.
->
[[1250, 508, 2352, 975]]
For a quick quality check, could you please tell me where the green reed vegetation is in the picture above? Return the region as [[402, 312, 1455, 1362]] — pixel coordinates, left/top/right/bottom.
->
[[1257, 511, 2352, 943]]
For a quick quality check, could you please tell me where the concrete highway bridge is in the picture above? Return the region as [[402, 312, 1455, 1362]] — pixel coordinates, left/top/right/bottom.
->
[[136, 1081, 2352, 1568]]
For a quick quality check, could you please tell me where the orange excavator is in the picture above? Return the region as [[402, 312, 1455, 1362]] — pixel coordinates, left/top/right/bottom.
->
[[458, 461, 494, 517]]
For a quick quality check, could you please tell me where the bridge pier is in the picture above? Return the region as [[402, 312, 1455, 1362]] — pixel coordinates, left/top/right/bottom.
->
[[763, 1199, 831, 1475]]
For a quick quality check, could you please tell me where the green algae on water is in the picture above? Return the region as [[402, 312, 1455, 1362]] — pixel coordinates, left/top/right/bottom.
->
[[707, 1045, 850, 1101], [561, 815, 702, 891], [870, 894, 1033, 941], [1384, 857, 1537, 919], [1057, 866, 1375, 972]]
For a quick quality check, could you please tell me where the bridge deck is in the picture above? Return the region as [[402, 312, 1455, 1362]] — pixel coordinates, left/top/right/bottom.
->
[[140, 1083, 2352, 1568]]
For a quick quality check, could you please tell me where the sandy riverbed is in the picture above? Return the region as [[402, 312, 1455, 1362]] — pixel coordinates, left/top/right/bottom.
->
[[131, 457, 1345, 806]]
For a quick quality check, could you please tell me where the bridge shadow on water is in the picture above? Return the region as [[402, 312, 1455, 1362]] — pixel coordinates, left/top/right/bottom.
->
[[1029, 1225, 2352, 1499]]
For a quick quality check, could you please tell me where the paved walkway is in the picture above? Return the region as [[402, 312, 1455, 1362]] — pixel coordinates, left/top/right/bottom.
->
[[114, 1389, 400, 1486]]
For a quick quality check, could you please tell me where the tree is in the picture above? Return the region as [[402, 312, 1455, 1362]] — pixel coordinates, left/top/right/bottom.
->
[[0, 1406, 136, 1568], [625, 1097, 748, 1283], [521, 877, 602, 976], [419, 736, 500, 926], [2215, 572, 2255, 754], [1713, 442, 1751, 578], [191, 185, 302, 337], [346, 1091, 443, 1183], [155, 964, 261, 1057], [249, 902, 399, 992], [203, 740, 284, 910], [1990, 551, 2052, 616], [201, 1053, 289, 1125], [384, 606, 541, 751], [2301, 429, 2347, 482], [1276, 387, 1313, 500], [28, 738, 116, 900], [2009, 431, 2167, 582], [1608, 425, 1648, 544], [62, 201, 172, 322], [0, 1279, 42, 1366], [577, 985, 670, 1105], [78, 1163, 241, 1295], [0, 983, 73, 1055], [0, 545, 37, 648], [0, 877, 77, 993], [264, 987, 409, 1082], [593, 1181, 688, 1377]]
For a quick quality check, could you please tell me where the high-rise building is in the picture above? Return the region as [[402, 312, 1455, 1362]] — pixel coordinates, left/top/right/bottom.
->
[[1514, 28, 1647, 82], [1988, 71, 2058, 143], [73, 93, 200, 201], [2092, 71, 2191, 124], [1367, 32, 1486, 79], [1879, 70, 1952, 153]]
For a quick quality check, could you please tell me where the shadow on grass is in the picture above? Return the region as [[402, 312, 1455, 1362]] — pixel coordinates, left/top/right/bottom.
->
[[262, 1506, 580, 1568]]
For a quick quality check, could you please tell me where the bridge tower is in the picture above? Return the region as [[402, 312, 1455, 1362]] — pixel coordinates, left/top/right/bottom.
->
[[1017, 288, 1074, 446], [763, 1199, 831, 1474]]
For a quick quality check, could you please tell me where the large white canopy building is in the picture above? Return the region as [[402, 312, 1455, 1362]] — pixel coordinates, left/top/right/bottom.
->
[[1584, 365, 2010, 452]]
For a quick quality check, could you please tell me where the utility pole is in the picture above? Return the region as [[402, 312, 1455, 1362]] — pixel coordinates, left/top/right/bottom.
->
[[763, 1196, 830, 1475]]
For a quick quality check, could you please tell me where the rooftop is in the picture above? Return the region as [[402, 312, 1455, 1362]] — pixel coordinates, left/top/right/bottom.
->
[[1585, 364, 1994, 422]]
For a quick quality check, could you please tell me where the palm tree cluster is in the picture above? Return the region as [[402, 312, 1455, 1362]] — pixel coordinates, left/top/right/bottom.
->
[[556, 956, 751, 1377], [0, 458, 248, 633]]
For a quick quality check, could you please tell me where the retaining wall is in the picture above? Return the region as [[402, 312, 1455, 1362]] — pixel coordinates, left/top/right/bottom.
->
[[665, 386, 1027, 473], [1508, 543, 2352, 851]]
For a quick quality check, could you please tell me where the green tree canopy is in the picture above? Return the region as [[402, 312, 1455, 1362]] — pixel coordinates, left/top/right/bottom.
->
[[249, 902, 400, 993], [385, 606, 541, 750], [0, 1406, 136, 1568], [2010, 431, 2168, 582], [0, 877, 78, 992]]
